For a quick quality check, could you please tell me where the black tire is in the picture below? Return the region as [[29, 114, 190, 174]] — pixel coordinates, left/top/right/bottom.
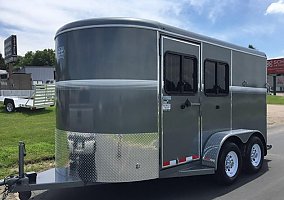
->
[[19, 191, 31, 200], [244, 136, 264, 174], [5, 100, 15, 113], [216, 142, 242, 185]]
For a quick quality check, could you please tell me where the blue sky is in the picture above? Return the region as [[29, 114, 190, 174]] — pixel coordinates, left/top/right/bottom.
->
[[0, 0, 283, 59]]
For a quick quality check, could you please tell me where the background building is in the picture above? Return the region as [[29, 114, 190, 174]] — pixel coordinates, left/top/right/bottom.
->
[[15, 66, 55, 85], [267, 58, 284, 94]]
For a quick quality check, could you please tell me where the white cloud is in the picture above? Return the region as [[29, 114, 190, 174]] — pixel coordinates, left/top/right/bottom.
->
[[186, 0, 236, 23], [186, 0, 207, 14], [0, 0, 240, 56], [0, 0, 190, 56], [241, 24, 275, 35], [187, 0, 207, 7], [0, 0, 280, 59], [265, 0, 284, 15]]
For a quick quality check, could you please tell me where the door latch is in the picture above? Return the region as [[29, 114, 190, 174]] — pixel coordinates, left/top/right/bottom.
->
[[181, 98, 200, 109]]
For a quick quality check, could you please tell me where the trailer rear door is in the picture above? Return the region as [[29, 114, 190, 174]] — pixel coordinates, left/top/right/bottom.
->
[[161, 36, 201, 169]]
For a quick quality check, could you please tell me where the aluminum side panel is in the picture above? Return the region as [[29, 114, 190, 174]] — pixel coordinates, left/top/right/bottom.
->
[[201, 43, 232, 147], [56, 80, 158, 134], [56, 130, 159, 182], [232, 92, 267, 140], [232, 51, 266, 88], [161, 36, 200, 167], [55, 28, 157, 81]]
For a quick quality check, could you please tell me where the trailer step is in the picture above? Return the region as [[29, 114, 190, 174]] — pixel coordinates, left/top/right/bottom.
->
[[179, 165, 215, 176]]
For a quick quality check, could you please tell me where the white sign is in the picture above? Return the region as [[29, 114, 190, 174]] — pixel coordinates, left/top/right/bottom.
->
[[162, 103, 171, 111], [57, 46, 65, 59]]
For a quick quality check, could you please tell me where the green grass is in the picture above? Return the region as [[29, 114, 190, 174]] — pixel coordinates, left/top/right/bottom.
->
[[267, 95, 284, 105], [0, 106, 55, 178]]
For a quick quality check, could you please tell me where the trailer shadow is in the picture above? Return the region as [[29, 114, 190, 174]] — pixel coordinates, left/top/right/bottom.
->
[[31, 159, 270, 200]]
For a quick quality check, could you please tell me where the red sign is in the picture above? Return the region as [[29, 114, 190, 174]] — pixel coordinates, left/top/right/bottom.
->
[[267, 58, 284, 74]]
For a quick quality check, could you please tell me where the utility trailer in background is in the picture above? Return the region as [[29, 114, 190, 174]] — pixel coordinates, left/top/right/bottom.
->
[[0, 84, 55, 112], [0, 18, 271, 200]]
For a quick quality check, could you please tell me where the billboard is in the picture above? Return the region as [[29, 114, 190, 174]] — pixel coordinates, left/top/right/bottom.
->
[[4, 35, 17, 64], [267, 58, 284, 75]]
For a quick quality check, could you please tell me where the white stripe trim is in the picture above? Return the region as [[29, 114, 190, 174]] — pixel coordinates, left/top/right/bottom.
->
[[162, 36, 200, 47], [55, 24, 266, 58], [170, 160, 177, 166], [55, 24, 157, 38], [186, 156, 193, 162]]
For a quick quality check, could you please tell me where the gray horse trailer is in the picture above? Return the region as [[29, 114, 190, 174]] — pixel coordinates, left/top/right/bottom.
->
[[1, 18, 269, 199]]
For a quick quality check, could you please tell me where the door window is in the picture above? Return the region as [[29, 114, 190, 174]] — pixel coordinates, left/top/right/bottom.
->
[[164, 52, 197, 95], [204, 60, 229, 96]]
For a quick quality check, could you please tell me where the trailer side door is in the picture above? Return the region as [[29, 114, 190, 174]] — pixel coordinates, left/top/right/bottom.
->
[[161, 36, 201, 169]]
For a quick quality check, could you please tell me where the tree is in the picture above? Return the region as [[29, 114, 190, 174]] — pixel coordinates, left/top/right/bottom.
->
[[33, 49, 56, 66], [15, 49, 56, 67], [248, 44, 256, 49], [0, 53, 6, 70]]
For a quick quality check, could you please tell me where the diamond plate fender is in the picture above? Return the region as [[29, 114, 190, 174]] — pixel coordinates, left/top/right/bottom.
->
[[202, 129, 263, 169]]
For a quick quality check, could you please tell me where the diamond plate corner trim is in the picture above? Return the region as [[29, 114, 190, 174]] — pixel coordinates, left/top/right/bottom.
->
[[55, 129, 159, 183], [202, 132, 227, 168]]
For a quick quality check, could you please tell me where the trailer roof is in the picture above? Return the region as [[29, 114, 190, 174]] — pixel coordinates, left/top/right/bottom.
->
[[55, 18, 266, 58]]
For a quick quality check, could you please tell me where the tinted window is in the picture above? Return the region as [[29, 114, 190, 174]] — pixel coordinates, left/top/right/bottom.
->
[[164, 52, 197, 95], [165, 53, 181, 93], [204, 61, 215, 94], [204, 60, 229, 96], [217, 63, 227, 93], [0, 74, 8, 79], [183, 57, 196, 92]]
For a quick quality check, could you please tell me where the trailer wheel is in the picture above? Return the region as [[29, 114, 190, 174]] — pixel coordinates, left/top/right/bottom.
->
[[5, 100, 15, 113], [216, 142, 242, 185], [19, 191, 31, 200], [244, 136, 264, 173]]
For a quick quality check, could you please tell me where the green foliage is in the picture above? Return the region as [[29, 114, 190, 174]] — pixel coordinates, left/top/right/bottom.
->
[[267, 95, 284, 105], [0, 52, 6, 70], [0, 106, 55, 178], [15, 49, 55, 67]]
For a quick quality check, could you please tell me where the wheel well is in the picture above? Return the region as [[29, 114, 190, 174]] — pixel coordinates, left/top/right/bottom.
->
[[4, 98, 14, 105], [221, 133, 267, 157], [223, 136, 245, 157], [248, 132, 267, 156]]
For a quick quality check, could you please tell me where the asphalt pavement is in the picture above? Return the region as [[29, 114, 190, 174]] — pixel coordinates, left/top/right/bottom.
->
[[30, 125, 284, 200]]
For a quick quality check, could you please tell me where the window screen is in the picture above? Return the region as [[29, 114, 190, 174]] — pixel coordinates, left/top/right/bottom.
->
[[164, 52, 197, 95], [217, 63, 227, 93], [204, 60, 229, 96], [183, 57, 196, 92], [165, 53, 181, 93], [204, 61, 216, 94]]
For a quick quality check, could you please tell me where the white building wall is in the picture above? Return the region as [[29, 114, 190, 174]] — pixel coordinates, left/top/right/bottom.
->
[[19, 66, 55, 84]]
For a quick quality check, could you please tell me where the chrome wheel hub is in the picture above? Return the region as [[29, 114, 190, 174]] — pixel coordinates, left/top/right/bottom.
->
[[6, 103, 13, 112], [250, 144, 261, 167], [225, 151, 238, 178]]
